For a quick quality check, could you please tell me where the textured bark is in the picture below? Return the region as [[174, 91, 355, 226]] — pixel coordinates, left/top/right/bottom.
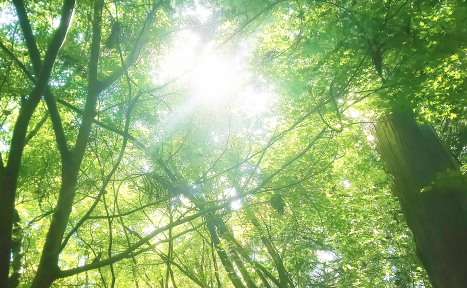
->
[[374, 111, 467, 288]]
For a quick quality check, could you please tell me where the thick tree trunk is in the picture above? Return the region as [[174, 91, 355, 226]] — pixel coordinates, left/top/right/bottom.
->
[[374, 111, 467, 288]]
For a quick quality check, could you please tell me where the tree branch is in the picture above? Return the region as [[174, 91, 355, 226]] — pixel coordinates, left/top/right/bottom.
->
[[1, 39, 145, 156], [98, 1, 163, 92], [60, 188, 107, 252], [88, 199, 164, 220], [11, 0, 41, 74], [57, 99, 146, 150], [57, 201, 230, 278], [72, 0, 103, 162], [8, 0, 70, 159], [24, 111, 49, 146]]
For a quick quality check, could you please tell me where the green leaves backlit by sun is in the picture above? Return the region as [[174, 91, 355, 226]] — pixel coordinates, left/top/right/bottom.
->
[[3, 0, 466, 287]]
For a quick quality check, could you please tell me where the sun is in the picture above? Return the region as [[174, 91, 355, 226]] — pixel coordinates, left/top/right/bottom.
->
[[189, 55, 239, 104], [152, 26, 273, 116]]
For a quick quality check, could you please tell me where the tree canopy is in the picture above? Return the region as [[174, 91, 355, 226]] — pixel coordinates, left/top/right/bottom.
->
[[0, 0, 466, 287]]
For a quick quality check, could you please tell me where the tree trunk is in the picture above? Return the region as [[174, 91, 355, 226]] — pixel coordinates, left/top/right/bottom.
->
[[206, 218, 246, 288], [247, 209, 290, 288], [374, 111, 467, 288]]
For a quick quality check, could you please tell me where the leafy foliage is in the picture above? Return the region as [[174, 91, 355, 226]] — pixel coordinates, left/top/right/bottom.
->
[[0, 0, 466, 287]]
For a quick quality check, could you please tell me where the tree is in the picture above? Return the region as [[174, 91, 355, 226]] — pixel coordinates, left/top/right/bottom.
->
[[252, 0, 467, 286], [374, 111, 467, 287], [0, 0, 310, 286], [0, 0, 466, 287]]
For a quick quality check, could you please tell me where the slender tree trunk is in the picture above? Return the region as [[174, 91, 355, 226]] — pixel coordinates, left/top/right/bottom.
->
[[247, 209, 290, 288], [206, 217, 246, 288], [217, 227, 274, 288], [8, 210, 23, 288], [374, 111, 467, 288], [30, 161, 80, 288], [0, 0, 76, 285], [211, 241, 222, 288], [230, 249, 258, 288], [186, 191, 246, 288], [31, 0, 100, 285], [166, 203, 173, 288]]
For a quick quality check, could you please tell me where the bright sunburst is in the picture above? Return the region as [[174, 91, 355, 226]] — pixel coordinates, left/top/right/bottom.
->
[[190, 55, 239, 104], [152, 7, 273, 117]]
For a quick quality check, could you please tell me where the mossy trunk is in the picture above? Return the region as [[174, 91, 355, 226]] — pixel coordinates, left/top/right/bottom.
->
[[374, 111, 467, 288]]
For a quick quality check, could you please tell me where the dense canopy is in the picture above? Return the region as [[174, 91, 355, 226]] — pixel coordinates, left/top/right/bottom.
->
[[0, 0, 466, 287]]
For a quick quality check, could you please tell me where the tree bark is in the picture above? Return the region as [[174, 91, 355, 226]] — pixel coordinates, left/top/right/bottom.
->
[[374, 111, 467, 288]]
